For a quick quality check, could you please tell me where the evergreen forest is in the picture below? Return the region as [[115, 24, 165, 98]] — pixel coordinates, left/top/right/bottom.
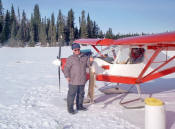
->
[[0, 0, 144, 47]]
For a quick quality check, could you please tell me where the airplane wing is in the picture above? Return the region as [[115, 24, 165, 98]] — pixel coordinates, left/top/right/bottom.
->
[[74, 31, 175, 46], [73, 39, 101, 45], [113, 31, 175, 46], [73, 38, 114, 46]]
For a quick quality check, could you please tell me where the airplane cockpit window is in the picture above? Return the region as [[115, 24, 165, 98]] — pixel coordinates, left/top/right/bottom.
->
[[95, 46, 118, 64], [114, 46, 130, 64], [113, 46, 145, 64], [95, 46, 145, 64], [128, 48, 145, 64]]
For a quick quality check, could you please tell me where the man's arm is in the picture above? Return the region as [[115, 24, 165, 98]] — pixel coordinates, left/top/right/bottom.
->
[[63, 57, 72, 82]]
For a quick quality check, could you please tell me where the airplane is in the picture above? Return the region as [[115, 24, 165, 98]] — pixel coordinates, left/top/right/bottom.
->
[[56, 31, 175, 108]]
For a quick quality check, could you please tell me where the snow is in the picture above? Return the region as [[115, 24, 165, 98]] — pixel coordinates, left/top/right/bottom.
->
[[0, 46, 175, 129]]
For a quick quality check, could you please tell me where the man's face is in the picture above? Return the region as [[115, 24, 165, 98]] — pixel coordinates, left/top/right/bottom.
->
[[73, 48, 80, 55]]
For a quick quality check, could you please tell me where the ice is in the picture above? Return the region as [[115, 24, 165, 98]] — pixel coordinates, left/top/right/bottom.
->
[[0, 46, 175, 129]]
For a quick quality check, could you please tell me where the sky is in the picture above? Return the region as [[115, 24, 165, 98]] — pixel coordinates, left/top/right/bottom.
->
[[2, 0, 175, 34]]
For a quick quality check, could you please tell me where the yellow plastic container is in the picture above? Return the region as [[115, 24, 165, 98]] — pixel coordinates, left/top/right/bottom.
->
[[145, 97, 164, 106], [145, 97, 166, 129]]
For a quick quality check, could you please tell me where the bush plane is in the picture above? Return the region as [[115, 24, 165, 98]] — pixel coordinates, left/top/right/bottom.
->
[[56, 31, 175, 108]]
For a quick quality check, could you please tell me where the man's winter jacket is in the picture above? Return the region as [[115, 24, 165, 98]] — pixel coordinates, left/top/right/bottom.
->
[[63, 53, 90, 85]]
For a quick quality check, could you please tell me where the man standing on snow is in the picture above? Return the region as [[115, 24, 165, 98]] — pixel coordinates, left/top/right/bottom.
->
[[63, 43, 93, 114]]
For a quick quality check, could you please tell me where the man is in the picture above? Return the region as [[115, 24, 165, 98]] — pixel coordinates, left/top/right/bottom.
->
[[63, 43, 93, 114]]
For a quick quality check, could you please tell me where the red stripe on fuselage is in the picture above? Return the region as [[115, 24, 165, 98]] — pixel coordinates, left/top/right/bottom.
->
[[95, 74, 137, 84]]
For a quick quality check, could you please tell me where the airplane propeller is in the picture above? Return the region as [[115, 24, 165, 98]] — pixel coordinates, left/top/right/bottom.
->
[[57, 39, 62, 92]]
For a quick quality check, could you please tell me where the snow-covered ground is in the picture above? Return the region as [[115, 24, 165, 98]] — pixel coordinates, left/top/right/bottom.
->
[[0, 47, 175, 129]]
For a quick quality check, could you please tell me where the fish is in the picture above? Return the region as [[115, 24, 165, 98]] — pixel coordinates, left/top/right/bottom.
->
[[87, 66, 96, 103]]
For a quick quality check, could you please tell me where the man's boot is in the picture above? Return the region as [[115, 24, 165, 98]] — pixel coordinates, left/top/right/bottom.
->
[[77, 104, 88, 111], [68, 107, 77, 114]]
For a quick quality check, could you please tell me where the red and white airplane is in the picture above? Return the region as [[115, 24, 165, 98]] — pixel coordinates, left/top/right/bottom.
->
[[57, 31, 175, 108]]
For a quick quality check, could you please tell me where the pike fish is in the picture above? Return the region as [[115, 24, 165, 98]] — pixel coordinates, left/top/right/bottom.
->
[[87, 66, 96, 103]]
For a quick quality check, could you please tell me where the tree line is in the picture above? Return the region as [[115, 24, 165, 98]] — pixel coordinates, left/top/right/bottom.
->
[[0, 0, 142, 47]]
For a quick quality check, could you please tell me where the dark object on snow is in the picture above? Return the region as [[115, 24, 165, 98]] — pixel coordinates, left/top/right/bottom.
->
[[77, 105, 88, 111], [68, 108, 77, 114], [99, 87, 128, 94]]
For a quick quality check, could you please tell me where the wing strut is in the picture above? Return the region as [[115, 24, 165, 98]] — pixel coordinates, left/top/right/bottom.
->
[[91, 45, 103, 57], [136, 48, 163, 83]]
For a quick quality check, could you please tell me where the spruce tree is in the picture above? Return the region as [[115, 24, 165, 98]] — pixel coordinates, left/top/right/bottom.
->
[[29, 14, 35, 46], [39, 19, 47, 46], [16, 7, 20, 39], [17, 7, 20, 23], [74, 26, 79, 39], [48, 20, 52, 45], [10, 4, 17, 40], [67, 9, 75, 44], [21, 10, 27, 42], [25, 21, 31, 42], [10, 21, 16, 39], [1, 10, 11, 43], [80, 10, 87, 38], [92, 21, 99, 38], [46, 18, 50, 43], [57, 10, 65, 46], [8, 20, 18, 47], [105, 28, 113, 39], [10, 5, 16, 26], [33, 4, 41, 42], [87, 13, 93, 38], [50, 13, 56, 46], [98, 30, 104, 38], [69, 28, 74, 44], [0, 0, 4, 42], [17, 10, 27, 43]]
